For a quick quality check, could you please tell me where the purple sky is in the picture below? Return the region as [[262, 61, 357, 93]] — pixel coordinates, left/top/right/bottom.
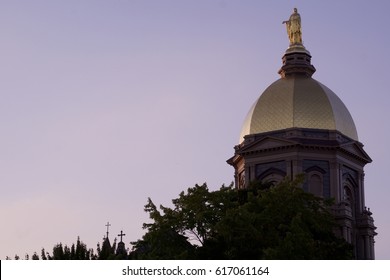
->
[[1, 0, 389, 259]]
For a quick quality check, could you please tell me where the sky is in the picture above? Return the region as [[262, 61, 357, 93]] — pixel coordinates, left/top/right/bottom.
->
[[0, 0, 389, 259]]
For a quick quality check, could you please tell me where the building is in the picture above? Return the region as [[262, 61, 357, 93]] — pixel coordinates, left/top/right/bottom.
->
[[227, 8, 376, 259]]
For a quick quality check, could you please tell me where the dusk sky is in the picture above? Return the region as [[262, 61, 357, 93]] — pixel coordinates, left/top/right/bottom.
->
[[1, 0, 389, 259]]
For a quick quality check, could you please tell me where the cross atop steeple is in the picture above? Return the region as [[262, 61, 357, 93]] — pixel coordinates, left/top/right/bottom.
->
[[118, 230, 126, 243], [105, 222, 111, 238]]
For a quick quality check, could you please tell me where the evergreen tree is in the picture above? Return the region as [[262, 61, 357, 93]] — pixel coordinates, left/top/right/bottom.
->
[[31, 252, 39, 260], [41, 248, 47, 260]]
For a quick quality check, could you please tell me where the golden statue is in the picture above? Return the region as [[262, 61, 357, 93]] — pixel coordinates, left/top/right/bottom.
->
[[283, 8, 302, 45]]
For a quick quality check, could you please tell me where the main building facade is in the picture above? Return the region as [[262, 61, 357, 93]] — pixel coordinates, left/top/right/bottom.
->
[[227, 9, 376, 259]]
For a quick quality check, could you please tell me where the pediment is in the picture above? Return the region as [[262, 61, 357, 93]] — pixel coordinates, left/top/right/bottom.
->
[[340, 142, 372, 163], [240, 136, 298, 154]]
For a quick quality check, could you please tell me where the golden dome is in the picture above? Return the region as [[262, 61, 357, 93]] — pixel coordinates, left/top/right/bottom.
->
[[239, 76, 358, 142]]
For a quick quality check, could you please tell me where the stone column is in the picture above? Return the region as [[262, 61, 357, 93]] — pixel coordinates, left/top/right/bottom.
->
[[364, 235, 370, 259]]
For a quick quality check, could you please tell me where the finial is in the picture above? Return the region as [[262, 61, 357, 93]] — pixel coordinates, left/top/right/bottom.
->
[[118, 230, 126, 243], [105, 222, 111, 238], [282, 8, 303, 46]]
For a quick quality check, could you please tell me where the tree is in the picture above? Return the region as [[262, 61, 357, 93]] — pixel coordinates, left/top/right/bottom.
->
[[31, 252, 40, 260], [8, 236, 122, 260], [165, 183, 237, 245], [41, 248, 48, 260], [213, 176, 353, 259], [130, 183, 236, 259], [130, 198, 196, 259], [130, 177, 353, 259], [50, 237, 96, 260]]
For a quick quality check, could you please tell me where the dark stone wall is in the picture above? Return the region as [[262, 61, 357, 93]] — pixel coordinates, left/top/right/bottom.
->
[[255, 161, 287, 180]]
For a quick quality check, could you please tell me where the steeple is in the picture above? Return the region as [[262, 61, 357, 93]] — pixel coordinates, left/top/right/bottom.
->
[[116, 230, 127, 257], [100, 222, 112, 259], [105, 222, 111, 238], [279, 8, 316, 78]]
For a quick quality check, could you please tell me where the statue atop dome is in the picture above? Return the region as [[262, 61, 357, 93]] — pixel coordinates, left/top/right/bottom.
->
[[283, 8, 302, 45], [279, 8, 314, 77]]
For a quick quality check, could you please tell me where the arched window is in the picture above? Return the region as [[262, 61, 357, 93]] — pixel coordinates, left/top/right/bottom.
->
[[308, 173, 323, 197], [304, 165, 327, 197], [257, 167, 286, 186], [261, 173, 285, 186], [343, 185, 355, 217], [344, 186, 353, 203]]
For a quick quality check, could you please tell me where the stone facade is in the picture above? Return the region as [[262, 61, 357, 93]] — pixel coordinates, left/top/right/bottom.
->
[[228, 127, 376, 259]]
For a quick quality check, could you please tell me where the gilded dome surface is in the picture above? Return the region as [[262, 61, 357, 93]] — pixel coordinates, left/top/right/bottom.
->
[[239, 77, 358, 142]]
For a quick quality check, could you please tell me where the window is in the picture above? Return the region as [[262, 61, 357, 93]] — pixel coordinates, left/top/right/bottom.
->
[[343, 185, 355, 217], [308, 173, 323, 197]]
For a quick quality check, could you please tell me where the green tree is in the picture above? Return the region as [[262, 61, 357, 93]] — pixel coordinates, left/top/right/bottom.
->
[[130, 177, 352, 259], [165, 183, 236, 245], [130, 198, 196, 259], [130, 183, 237, 259], [213, 176, 352, 259]]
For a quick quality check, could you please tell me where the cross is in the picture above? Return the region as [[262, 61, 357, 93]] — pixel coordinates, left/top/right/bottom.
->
[[118, 230, 126, 242], [105, 222, 111, 238]]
